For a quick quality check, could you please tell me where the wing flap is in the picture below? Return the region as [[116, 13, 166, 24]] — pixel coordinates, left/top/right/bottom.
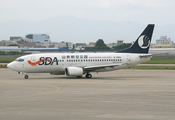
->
[[84, 63, 122, 71]]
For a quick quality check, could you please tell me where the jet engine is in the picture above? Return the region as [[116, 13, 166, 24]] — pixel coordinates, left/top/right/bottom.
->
[[65, 67, 83, 76]]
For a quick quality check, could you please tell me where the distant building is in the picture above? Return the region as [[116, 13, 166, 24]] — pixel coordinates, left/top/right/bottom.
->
[[88, 42, 96, 47], [117, 40, 124, 46], [50, 41, 73, 50], [155, 36, 174, 48], [156, 36, 173, 45], [10, 36, 21, 41], [0, 40, 17, 46], [73, 43, 87, 50], [25, 34, 50, 43], [65, 41, 73, 50], [43, 39, 51, 48], [16, 39, 36, 48], [52, 42, 67, 48], [74, 43, 87, 48], [107, 42, 117, 48]]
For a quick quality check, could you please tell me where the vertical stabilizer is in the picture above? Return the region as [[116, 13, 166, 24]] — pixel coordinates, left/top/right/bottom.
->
[[119, 24, 155, 53]]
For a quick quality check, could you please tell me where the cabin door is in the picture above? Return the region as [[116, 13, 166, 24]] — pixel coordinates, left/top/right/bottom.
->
[[127, 55, 131, 65]]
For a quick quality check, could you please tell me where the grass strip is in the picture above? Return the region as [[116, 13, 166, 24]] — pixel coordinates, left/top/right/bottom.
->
[[0, 55, 19, 63], [0, 66, 8, 68], [143, 59, 175, 64], [127, 66, 175, 69]]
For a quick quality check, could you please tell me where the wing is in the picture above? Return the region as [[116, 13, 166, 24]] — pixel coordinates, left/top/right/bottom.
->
[[83, 63, 122, 72]]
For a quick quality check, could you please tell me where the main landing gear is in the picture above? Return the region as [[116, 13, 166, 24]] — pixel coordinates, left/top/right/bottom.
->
[[24, 75, 29, 79], [86, 73, 92, 78]]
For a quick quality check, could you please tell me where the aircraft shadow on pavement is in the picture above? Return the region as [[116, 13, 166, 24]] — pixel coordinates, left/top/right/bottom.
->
[[24, 75, 157, 81]]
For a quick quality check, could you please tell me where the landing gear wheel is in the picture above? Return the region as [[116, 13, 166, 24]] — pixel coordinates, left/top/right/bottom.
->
[[86, 74, 92, 78], [24, 75, 28, 79]]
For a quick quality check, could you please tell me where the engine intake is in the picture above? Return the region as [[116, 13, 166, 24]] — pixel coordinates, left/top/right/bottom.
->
[[65, 67, 83, 76]]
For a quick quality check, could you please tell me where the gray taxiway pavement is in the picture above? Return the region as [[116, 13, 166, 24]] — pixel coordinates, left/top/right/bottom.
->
[[0, 69, 175, 120]]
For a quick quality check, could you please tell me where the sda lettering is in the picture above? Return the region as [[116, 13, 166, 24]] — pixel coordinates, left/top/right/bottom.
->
[[39, 57, 59, 65]]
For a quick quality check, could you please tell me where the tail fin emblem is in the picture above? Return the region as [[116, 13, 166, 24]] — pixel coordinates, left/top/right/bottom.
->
[[138, 35, 150, 49]]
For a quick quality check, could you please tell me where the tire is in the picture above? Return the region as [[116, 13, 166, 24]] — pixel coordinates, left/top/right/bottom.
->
[[86, 74, 92, 78], [24, 75, 28, 79]]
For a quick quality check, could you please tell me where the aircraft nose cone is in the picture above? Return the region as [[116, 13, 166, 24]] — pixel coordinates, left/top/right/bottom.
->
[[7, 62, 14, 69]]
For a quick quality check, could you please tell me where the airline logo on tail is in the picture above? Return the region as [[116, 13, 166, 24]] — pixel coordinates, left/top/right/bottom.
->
[[138, 35, 150, 49], [28, 57, 59, 66]]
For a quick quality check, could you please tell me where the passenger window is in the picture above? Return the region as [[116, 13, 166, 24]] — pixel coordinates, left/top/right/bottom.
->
[[80, 55, 83, 59], [76, 55, 79, 59], [62, 56, 65, 59], [84, 55, 88, 59]]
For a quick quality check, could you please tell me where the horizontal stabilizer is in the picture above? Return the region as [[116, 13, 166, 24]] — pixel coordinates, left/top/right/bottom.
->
[[139, 54, 152, 58]]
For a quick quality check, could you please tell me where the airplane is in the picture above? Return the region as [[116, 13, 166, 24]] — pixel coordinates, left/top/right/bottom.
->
[[7, 24, 155, 79]]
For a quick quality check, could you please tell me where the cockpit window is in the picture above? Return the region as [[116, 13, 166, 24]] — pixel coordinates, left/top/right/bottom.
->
[[15, 58, 24, 62]]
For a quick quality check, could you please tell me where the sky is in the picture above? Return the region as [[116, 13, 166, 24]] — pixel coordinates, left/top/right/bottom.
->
[[0, 0, 175, 26]]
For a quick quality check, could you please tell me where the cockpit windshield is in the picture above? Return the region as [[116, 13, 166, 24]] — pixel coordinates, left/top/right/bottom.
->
[[15, 58, 24, 62]]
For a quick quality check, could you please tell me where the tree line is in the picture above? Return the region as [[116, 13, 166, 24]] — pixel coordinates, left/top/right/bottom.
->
[[84, 39, 132, 52], [0, 51, 21, 55]]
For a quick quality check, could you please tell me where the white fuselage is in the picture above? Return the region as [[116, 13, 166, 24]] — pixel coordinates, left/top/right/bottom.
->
[[7, 24, 155, 79], [8, 52, 152, 74]]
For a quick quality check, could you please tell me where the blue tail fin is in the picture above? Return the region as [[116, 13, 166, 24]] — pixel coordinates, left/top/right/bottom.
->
[[119, 24, 155, 54]]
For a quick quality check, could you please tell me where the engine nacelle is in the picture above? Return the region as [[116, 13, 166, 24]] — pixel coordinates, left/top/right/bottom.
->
[[65, 67, 83, 76]]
